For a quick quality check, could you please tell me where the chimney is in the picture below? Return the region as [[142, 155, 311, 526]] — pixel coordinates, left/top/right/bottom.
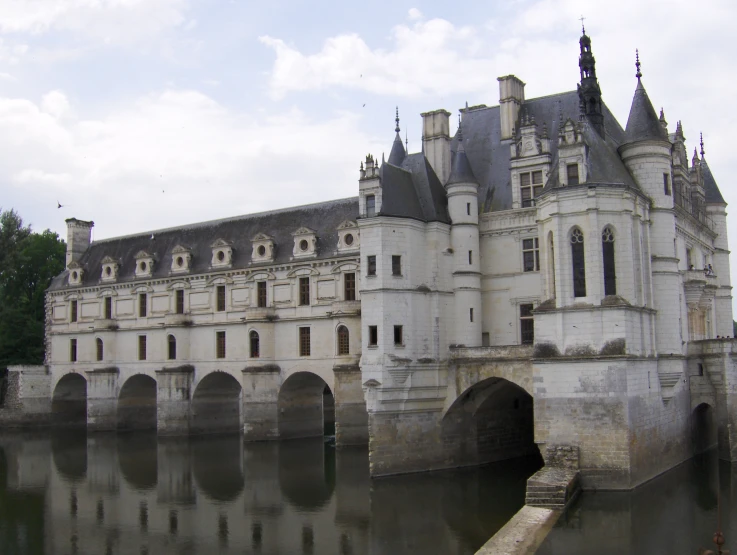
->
[[498, 75, 526, 140], [421, 109, 451, 184], [65, 218, 94, 268]]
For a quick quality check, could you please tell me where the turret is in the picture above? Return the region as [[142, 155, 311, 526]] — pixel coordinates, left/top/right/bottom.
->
[[65, 218, 94, 269], [448, 116, 482, 347], [387, 107, 406, 166]]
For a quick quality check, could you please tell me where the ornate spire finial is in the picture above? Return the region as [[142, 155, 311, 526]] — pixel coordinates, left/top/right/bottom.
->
[[579, 15, 586, 34], [405, 130, 408, 151], [395, 106, 400, 134], [635, 49, 642, 79], [700, 132, 705, 157], [457, 114, 463, 142]]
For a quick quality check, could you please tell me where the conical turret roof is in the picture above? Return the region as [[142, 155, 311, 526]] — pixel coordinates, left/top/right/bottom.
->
[[387, 107, 406, 166], [447, 121, 477, 186], [624, 54, 669, 143], [701, 157, 726, 204]]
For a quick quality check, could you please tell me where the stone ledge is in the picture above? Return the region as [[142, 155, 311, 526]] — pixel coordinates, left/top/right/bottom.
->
[[156, 364, 195, 374], [242, 364, 281, 374], [474, 505, 561, 555]]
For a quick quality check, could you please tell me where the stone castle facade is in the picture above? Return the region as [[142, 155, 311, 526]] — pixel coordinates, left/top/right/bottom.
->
[[5, 30, 734, 491]]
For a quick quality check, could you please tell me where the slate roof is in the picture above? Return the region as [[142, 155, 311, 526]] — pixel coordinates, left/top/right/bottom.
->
[[447, 138, 478, 186], [624, 79, 669, 143], [701, 157, 726, 204], [49, 197, 359, 291], [453, 90, 629, 211], [379, 153, 450, 223], [387, 133, 406, 166]]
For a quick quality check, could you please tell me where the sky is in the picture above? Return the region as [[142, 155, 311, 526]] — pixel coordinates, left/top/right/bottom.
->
[[1, 0, 736, 298]]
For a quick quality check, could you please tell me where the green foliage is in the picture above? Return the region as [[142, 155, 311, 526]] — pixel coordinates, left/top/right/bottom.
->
[[0, 209, 66, 368]]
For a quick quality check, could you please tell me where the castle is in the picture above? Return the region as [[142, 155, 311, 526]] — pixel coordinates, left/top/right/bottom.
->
[[4, 30, 734, 492]]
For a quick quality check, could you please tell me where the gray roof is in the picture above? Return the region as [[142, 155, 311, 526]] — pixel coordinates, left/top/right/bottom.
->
[[447, 140, 478, 186], [378, 153, 450, 223], [453, 90, 628, 211], [624, 79, 669, 143], [701, 158, 726, 204], [387, 133, 406, 166], [49, 197, 359, 291]]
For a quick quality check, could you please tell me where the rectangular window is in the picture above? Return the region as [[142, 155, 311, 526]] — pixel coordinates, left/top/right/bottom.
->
[[104, 296, 112, 319], [299, 277, 310, 305], [470, 308, 474, 322], [216, 285, 226, 312], [139, 293, 147, 317], [299, 327, 311, 356], [522, 238, 540, 272], [176, 289, 184, 314], [663, 173, 671, 196], [257, 281, 267, 307], [216, 331, 226, 359], [70, 339, 77, 362], [168, 335, 176, 360], [368, 325, 378, 346], [467, 202, 471, 215], [394, 325, 403, 346], [520, 304, 534, 344], [367, 255, 376, 276], [138, 335, 147, 361], [344, 272, 356, 301], [567, 164, 579, 186], [71, 300, 78, 323], [520, 170, 544, 207], [468, 250, 473, 265], [392, 255, 402, 276], [366, 195, 376, 217]]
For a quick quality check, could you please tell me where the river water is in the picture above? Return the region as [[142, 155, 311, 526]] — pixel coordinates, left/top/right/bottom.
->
[[538, 451, 737, 555], [0, 432, 542, 555]]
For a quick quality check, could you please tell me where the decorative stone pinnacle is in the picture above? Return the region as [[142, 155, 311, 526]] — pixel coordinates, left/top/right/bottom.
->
[[635, 49, 642, 79], [700, 132, 705, 157], [457, 114, 463, 142]]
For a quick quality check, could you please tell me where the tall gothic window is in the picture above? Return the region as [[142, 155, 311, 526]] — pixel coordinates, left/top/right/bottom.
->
[[96, 338, 103, 361], [250, 330, 260, 358], [602, 227, 616, 296], [168, 334, 177, 360], [337, 326, 349, 355], [571, 228, 586, 297]]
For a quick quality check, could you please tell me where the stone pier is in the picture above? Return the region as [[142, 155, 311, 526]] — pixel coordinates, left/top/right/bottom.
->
[[241, 365, 281, 441], [155, 365, 194, 436], [85, 367, 119, 431]]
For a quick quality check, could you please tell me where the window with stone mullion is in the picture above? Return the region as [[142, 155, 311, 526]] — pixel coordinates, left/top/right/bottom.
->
[[520, 171, 543, 207]]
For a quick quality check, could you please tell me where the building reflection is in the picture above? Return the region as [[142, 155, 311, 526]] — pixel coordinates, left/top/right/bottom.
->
[[0, 431, 537, 555]]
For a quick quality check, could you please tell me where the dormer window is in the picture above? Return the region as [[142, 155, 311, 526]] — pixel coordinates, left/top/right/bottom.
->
[[251, 233, 275, 264], [171, 245, 192, 274], [100, 256, 119, 283], [292, 227, 317, 259], [567, 164, 579, 186], [210, 239, 233, 268], [366, 195, 376, 217], [134, 251, 155, 278], [337, 220, 360, 253], [68, 262, 84, 286], [520, 171, 543, 207]]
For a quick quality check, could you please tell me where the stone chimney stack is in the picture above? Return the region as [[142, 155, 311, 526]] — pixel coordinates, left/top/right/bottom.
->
[[421, 109, 451, 184], [498, 75, 526, 140], [65, 218, 94, 268]]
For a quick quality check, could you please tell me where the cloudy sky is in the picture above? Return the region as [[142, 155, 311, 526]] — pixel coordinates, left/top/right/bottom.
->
[[2, 0, 736, 286]]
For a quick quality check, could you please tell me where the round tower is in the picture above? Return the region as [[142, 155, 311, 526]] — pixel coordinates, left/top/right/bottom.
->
[[447, 118, 482, 347], [618, 52, 680, 354]]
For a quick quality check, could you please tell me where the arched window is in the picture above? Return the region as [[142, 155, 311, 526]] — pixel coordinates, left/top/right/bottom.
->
[[602, 227, 616, 296], [571, 228, 586, 297], [168, 334, 176, 360], [96, 338, 103, 361], [337, 326, 350, 355], [250, 330, 260, 358]]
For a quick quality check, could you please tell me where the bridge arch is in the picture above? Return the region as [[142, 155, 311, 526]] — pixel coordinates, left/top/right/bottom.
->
[[51, 372, 87, 427], [191, 371, 242, 434], [278, 371, 334, 439], [691, 402, 717, 455], [442, 376, 539, 467], [118, 374, 157, 431]]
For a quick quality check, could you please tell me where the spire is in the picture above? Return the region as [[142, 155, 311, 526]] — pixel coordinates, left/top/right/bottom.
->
[[700, 132, 705, 157], [577, 25, 604, 136], [387, 107, 406, 166], [692, 147, 700, 167], [447, 113, 477, 187], [623, 49, 669, 144]]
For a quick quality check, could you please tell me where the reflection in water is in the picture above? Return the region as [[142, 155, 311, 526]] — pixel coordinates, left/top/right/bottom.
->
[[538, 451, 737, 555], [0, 431, 543, 554]]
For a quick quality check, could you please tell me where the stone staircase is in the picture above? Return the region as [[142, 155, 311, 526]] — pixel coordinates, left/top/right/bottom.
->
[[525, 445, 581, 509]]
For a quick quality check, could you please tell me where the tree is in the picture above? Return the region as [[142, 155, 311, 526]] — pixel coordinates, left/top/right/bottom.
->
[[0, 210, 65, 369]]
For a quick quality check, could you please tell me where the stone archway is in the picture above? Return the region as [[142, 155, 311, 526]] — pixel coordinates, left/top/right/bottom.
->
[[191, 372, 243, 435], [51, 373, 87, 427], [118, 374, 157, 431], [442, 377, 540, 467], [278, 372, 334, 440], [691, 402, 717, 455]]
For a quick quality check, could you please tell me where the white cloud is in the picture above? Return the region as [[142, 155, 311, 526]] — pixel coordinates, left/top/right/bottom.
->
[[0, 0, 188, 43], [408, 8, 422, 21], [0, 88, 384, 239], [41, 90, 72, 119]]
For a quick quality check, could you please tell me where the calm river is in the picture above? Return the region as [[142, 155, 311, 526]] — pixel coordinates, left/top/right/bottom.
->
[[0, 432, 541, 554]]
